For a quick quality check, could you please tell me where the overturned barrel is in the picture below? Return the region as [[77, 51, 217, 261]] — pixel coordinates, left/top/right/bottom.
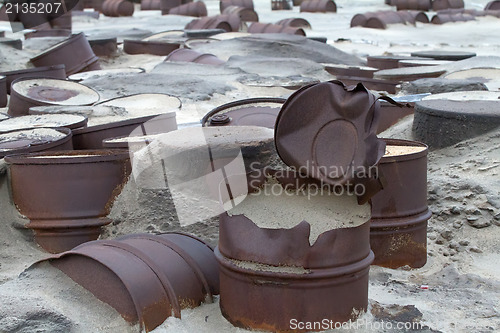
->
[[248, 22, 306, 35], [169, 2, 207, 17], [102, 0, 135, 17], [37, 232, 219, 331], [300, 0, 336, 13], [370, 139, 430, 268]]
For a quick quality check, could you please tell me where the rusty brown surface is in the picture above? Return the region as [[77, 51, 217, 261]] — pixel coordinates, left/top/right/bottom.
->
[[431, 12, 475, 24], [8, 77, 99, 117], [376, 99, 415, 133], [300, 0, 337, 13], [169, 2, 208, 17], [25, 29, 72, 39], [89, 37, 118, 57], [276, 17, 311, 29], [395, 0, 432, 11], [141, 0, 162, 10], [222, 6, 259, 21], [220, 0, 254, 12], [219, 213, 372, 268], [248, 22, 305, 35], [0, 64, 67, 94], [185, 14, 242, 32], [5, 149, 131, 253], [370, 210, 430, 268], [485, 0, 500, 10], [275, 80, 385, 187], [0, 127, 73, 159], [216, 246, 373, 332], [432, 0, 464, 11], [102, 0, 135, 17], [367, 55, 426, 70], [37, 232, 219, 331], [369, 138, 429, 268], [324, 64, 376, 78], [30, 33, 100, 76], [123, 39, 181, 55]]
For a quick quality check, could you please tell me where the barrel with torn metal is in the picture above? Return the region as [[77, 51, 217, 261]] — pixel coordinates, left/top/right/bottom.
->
[[217, 171, 374, 332], [33, 232, 220, 332]]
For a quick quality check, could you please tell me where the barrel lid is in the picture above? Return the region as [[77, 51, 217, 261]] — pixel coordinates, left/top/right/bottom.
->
[[275, 80, 385, 188]]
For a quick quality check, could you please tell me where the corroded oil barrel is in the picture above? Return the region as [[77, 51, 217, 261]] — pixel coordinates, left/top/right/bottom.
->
[[101, 0, 135, 16], [248, 22, 305, 35], [300, 0, 337, 13], [219, 0, 254, 12], [395, 0, 432, 11], [169, 1, 207, 17], [370, 138, 430, 269], [38, 233, 220, 331]]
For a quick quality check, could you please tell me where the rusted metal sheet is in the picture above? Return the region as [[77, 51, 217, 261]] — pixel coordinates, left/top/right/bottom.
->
[[370, 138, 430, 268], [0, 65, 66, 94], [0, 127, 73, 159], [141, 0, 162, 10], [38, 233, 219, 331], [335, 75, 399, 93], [217, 246, 373, 332], [89, 37, 118, 57], [485, 0, 500, 10], [123, 39, 182, 55], [0, 76, 6, 108], [431, 12, 475, 24], [222, 6, 259, 21], [367, 55, 426, 69], [30, 33, 101, 76], [324, 64, 377, 78], [275, 80, 385, 190], [25, 29, 72, 39], [161, 0, 182, 14], [5, 148, 130, 253], [102, 0, 135, 17], [248, 22, 306, 35], [169, 2, 208, 17], [217, 171, 373, 331], [351, 10, 428, 29], [202, 97, 285, 128], [165, 48, 225, 65], [8, 77, 100, 117], [276, 17, 311, 29], [432, 0, 464, 12], [395, 0, 432, 11], [300, 0, 337, 13], [185, 14, 242, 32], [49, 12, 72, 30], [220, 0, 254, 12]]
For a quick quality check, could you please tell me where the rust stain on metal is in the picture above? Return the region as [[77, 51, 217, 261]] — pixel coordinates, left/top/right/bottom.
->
[[300, 0, 337, 13], [370, 138, 430, 268], [275, 80, 385, 189], [30, 33, 101, 76], [169, 2, 208, 17], [248, 22, 306, 36], [35, 232, 219, 331]]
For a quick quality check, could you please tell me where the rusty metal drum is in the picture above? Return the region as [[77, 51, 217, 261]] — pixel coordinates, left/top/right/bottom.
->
[[370, 138, 430, 268]]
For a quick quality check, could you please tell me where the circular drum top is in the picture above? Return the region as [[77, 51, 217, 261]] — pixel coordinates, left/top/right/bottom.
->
[[68, 68, 145, 82], [275, 80, 385, 186], [12, 78, 100, 106], [417, 91, 500, 118], [0, 114, 87, 132], [410, 50, 476, 61], [0, 127, 70, 158]]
